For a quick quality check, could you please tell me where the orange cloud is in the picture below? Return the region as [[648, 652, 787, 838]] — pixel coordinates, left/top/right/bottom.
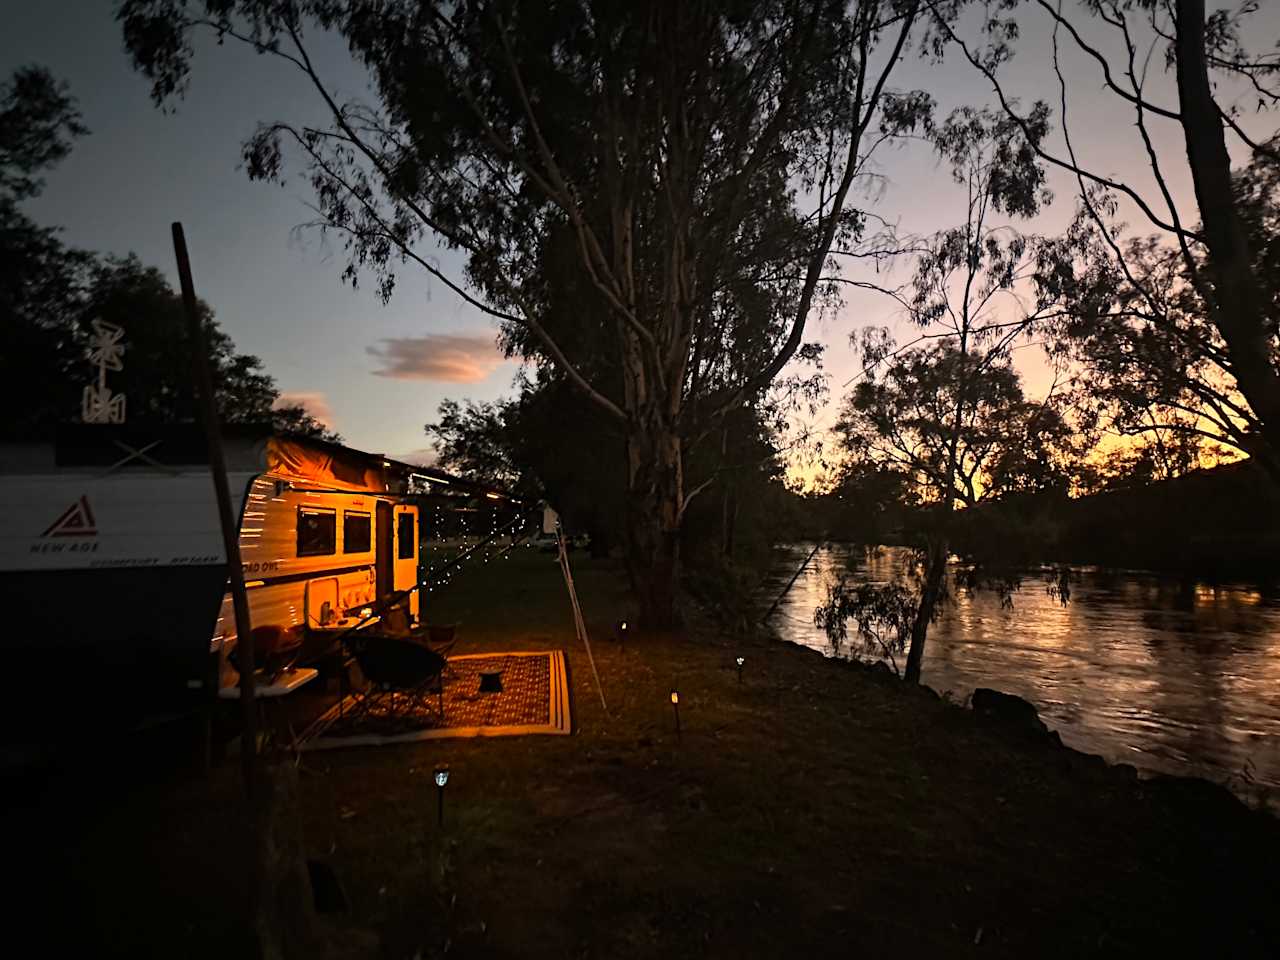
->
[[367, 334, 507, 382]]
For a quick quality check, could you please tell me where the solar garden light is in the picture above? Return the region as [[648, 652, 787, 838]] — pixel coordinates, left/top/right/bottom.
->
[[670, 689, 681, 741], [434, 765, 450, 827], [614, 619, 629, 647], [736, 656, 745, 684]]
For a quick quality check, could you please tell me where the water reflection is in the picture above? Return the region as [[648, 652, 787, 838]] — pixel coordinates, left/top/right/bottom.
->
[[762, 543, 1280, 795]]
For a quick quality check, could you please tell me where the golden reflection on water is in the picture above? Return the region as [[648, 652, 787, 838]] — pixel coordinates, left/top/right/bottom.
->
[[765, 543, 1280, 796]]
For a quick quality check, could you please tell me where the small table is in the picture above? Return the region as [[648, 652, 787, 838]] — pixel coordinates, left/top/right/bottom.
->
[[219, 667, 319, 750], [218, 667, 319, 699]]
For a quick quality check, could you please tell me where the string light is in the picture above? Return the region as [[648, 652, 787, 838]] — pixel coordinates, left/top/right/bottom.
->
[[421, 495, 531, 594]]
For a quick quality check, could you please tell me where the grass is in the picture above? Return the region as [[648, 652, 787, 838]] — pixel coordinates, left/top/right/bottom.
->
[[8, 544, 1280, 958]]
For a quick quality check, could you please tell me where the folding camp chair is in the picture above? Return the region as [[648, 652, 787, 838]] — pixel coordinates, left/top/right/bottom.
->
[[341, 634, 448, 727], [382, 604, 459, 658]]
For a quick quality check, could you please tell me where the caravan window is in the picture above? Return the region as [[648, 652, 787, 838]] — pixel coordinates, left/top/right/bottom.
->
[[296, 506, 336, 557], [397, 511, 416, 559], [343, 511, 371, 554]]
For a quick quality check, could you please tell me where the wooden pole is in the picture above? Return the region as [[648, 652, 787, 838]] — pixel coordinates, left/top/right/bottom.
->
[[172, 222, 260, 795]]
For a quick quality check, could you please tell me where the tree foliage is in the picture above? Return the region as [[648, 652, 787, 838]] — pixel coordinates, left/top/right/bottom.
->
[[427, 397, 521, 489], [1036, 143, 1279, 483], [840, 343, 1075, 505], [0, 65, 87, 202], [933, 0, 1280, 482], [0, 66, 95, 437], [814, 574, 916, 673]]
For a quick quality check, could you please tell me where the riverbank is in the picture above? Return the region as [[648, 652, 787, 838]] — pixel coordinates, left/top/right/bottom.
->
[[764, 541, 1280, 794], [9, 550, 1279, 957]]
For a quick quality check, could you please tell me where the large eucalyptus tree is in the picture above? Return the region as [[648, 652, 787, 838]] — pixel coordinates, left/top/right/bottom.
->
[[120, 0, 929, 626]]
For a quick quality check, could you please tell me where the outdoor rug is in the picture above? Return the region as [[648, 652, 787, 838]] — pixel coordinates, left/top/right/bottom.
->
[[301, 650, 571, 749]]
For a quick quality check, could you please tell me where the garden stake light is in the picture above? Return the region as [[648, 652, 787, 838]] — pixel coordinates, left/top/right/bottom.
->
[[434, 765, 449, 827], [670, 689, 681, 741], [736, 656, 745, 684]]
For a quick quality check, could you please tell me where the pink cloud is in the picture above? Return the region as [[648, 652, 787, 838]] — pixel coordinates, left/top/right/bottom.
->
[[367, 334, 507, 383], [274, 390, 335, 429]]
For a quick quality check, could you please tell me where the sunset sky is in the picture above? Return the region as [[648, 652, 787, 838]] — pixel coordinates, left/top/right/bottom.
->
[[6, 2, 1276, 478]]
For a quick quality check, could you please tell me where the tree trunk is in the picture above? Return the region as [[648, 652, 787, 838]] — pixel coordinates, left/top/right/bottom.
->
[[720, 480, 739, 559], [625, 415, 683, 630], [589, 524, 611, 560], [904, 536, 947, 684], [1175, 0, 1280, 479]]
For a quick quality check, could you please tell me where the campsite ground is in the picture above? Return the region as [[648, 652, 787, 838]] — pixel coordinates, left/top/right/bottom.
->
[[8, 547, 1280, 958]]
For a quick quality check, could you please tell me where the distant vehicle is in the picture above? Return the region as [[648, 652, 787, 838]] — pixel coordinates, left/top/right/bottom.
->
[[529, 529, 590, 553]]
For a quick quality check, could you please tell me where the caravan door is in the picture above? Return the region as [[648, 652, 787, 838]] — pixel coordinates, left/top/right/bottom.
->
[[393, 504, 420, 621], [375, 500, 394, 601]]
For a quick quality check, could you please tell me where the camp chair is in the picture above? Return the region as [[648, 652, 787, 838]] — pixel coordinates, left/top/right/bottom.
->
[[381, 604, 458, 657], [342, 634, 448, 727], [380, 603, 412, 636]]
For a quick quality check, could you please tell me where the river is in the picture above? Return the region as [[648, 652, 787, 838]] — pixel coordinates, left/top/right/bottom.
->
[[762, 542, 1280, 797]]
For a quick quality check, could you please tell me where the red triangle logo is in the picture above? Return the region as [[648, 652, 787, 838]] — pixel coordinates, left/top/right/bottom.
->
[[42, 496, 97, 537]]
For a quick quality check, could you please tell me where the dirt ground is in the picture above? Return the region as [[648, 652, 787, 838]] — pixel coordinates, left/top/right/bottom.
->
[[8, 547, 1279, 958]]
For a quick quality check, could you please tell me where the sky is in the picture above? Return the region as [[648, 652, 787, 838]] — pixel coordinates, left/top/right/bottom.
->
[[5, 1, 1277, 476]]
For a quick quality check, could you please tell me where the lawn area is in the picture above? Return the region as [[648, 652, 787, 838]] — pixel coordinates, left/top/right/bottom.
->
[[8, 545, 1279, 958]]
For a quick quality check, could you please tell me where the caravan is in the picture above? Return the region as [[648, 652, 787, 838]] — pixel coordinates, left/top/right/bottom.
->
[[0, 426, 445, 727], [210, 435, 423, 679]]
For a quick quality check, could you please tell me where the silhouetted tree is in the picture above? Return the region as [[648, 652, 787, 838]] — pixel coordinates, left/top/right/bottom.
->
[[821, 107, 1076, 683], [0, 66, 93, 437], [428, 397, 521, 489], [427, 377, 627, 556], [932, 0, 1280, 481], [831, 344, 1075, 678], [120, 0, 932, 627]]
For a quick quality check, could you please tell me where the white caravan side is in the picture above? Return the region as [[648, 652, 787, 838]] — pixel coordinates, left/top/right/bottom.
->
[[0, 428, 422, 726], [209, 472, 421, 689]]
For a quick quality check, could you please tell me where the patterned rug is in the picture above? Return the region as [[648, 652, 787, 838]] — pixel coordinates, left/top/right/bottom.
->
[[302, 651, 571, 749]]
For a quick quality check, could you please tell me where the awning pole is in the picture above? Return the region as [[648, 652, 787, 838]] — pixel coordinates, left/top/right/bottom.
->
[[557, 526, 607, 713]]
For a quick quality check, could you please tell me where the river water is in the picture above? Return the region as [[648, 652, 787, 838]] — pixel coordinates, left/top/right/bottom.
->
[[762, 542, 1280, 796]]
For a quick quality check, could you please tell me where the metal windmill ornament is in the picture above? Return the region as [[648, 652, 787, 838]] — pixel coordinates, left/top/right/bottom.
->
[[82, 319, 127, 424]]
